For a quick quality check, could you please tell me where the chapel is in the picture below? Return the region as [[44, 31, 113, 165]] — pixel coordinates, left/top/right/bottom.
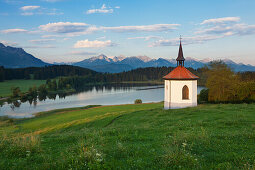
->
[[163, 38, 199, 109]]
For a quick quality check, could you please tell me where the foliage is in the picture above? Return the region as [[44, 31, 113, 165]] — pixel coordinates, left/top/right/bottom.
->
[[38, 84, 48, 97], [205, 61, 255, 103], [1, 103, 255, 169], [134, 99, 142, 104], [27, 86, 38, 99], [206, 61, 239, 102], [198, 88, 209, 103], [11, 87, 21, 98]]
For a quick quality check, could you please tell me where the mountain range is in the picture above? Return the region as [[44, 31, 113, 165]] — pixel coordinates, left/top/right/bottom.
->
[[0, 43, 254, 73], [73, 54, 255, 73]]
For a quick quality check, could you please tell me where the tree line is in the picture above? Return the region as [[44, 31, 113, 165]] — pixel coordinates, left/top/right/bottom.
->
[[198, 61, 255, 103], [0, 65, 98, 81], [0, 65, 204, 84]]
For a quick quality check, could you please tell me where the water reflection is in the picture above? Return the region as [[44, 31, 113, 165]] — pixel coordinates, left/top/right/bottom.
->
[[0, 83, 204, 118]]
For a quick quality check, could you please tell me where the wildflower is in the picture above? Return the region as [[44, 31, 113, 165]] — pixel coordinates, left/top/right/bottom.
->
[[182, 142, 187, 147]]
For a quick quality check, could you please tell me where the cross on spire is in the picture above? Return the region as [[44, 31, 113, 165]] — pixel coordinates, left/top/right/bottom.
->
[[176, 35, 185, 67]]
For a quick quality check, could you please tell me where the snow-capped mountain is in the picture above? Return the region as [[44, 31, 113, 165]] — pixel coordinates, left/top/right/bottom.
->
[[72, 54, 255, 73]]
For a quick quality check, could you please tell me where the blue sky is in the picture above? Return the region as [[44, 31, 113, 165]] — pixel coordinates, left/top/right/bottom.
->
[[0, 0, 255, 65]]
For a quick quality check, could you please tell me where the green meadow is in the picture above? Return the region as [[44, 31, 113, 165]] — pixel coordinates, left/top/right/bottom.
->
[[0, 80, 46, 97], [1, 103, 255, 169]]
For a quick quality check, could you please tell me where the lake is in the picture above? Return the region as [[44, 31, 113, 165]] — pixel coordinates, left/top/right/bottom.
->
[[0, 84, 205, 118]]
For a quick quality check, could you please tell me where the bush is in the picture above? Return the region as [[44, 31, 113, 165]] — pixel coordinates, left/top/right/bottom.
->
[[134, 99, 142, 104], [198, 89, 209, 103]]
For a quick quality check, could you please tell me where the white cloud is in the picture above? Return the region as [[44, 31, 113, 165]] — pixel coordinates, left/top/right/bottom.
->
[[30, 39, 56, 44], [150, 35, 223, 47], [128, 36, 162, 41], [74, 39, 115, 48], [115, 6, 120, 9], [102, 24, 180, 32], [20, 6, 63, 16], [20, 6, 40, 11], [39, 22, 89, 33], [201, 17, 240, 25], [87, 4, 114, 14], [197, 17, 255, 36], [1, 28, 28, 34]]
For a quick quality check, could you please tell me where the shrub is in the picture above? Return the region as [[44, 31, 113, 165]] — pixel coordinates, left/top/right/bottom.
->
[[134, 99, 142, 104], [198, 89, 209, 103]]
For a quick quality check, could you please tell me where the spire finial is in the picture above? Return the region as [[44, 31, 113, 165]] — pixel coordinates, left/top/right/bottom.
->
[[180, 35, 182, 43]]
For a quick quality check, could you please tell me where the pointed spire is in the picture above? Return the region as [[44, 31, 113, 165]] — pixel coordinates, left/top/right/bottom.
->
[[176, 35, 185, 66]]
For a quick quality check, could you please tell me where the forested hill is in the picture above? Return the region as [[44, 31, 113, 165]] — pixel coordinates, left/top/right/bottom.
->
[[1, 65, 254, 87], [0, 43, 49, 68], [0, 65, 98, 81]]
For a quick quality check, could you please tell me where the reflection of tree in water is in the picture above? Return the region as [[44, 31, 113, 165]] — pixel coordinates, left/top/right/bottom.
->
[[10, 100, 21, 111], [47, 93, 57, 100], [38, 94, 47, 101], [4, 83, 161, 109], [76, 83, 159, 93], [58, 93, 66, 99]]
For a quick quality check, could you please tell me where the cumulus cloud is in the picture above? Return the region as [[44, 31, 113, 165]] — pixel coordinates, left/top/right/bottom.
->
[[87, 4, 114, 14], [150, 35, 223, 47], [197, 17, 255, 36], [39, 22, 89, 33], [201, 17, 240, 25], [30, 39, 56, 44], [20, 6, 63, 16], [38, 22, 179, 37], [74, 39, 115, 48], [20, 6, 40, 11], [102, 24, 180, 32], [1, 28, 28, 34]]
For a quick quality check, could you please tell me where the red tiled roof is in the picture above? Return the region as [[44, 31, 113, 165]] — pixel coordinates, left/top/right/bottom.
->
[[163, 66, 199, 80]]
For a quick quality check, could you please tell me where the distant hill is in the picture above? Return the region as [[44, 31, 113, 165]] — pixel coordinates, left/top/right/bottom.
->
[[72, 54, 255, 73], [0, 43, 49, 68]]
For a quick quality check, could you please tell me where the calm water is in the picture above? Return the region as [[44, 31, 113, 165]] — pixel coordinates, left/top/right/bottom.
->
[[0, 84, 205, 118]]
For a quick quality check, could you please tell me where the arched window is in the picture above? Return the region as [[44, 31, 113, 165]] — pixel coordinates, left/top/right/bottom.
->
[[182, 85, 189, 100]]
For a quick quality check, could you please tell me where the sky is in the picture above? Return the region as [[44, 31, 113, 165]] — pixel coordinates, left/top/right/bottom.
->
[[0, 0, 255, 65]]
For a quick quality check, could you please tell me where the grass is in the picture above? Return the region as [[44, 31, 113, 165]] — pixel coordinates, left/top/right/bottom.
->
[[1, 103, 255, 169], [0, 80, 46, 97]]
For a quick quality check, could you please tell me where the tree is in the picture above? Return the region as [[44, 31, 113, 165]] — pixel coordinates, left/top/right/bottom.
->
[[27, 86, 38, 99], [11, 87, 21, 98], [0, 66, 4, 82], [206, 61, 239, 102], [198, 89, 209, 103]]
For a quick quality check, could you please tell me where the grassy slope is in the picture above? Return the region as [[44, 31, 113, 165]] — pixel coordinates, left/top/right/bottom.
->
[[1, 103, 255, 169], [0, 80, 46, 97]]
